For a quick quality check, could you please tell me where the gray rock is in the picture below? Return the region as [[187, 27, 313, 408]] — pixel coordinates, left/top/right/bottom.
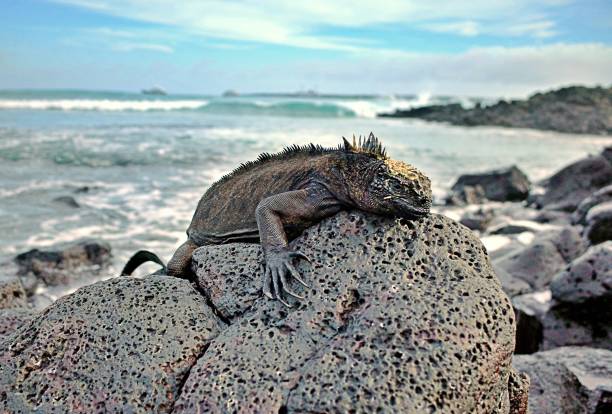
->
[[178, 212, 525, 413], [0, 276, 224, 413], [494, 226, 586, 290], [13, 239, 112, 289], [584, 201, 612, 245], [533, 209, 572, 225], [0, 275, 27, 309], [513, 347, 612, 414], [572, 184, 612, 225], [513, 290, 611, 353], [0, 309, 36, 341], [551, 242, 612, 305], [489, 223, 537, 235], [446, 184, 487, 205], [459, 208, 494, 231], [494, 266, 532, 298], [537, 150, 612, 212], [448, 166, 530, 204]]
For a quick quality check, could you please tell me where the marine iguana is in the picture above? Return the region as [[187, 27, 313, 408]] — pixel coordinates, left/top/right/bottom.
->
[[122, 133, 432, 306]]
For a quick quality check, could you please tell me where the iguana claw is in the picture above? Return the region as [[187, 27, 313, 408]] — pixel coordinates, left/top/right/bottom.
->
[[262, 249, 310, 306]]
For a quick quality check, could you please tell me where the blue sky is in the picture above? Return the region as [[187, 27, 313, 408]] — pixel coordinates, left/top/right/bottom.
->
[[1, 0, 610, 96]]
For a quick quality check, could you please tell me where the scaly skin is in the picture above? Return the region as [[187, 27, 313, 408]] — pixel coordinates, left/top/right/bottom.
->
[[123, 133, 433, 306]]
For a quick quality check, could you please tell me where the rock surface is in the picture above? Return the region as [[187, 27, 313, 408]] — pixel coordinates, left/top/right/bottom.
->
[[0, 276, 224, 413], [535, 148, 612, 211], [0, 309, 36, 341], [494, 226, 586, 290], [0, 275, 27, 309], [459, 208, 494, 232], [14, 239, 112, 290], [177, 211, 524, 413], [514, 347, 612, 414], [447, 165, 530, 204], [573, 184, 612, 225], [379, 85, 612, 135], [550, 242, 612, 306], [584, 201, 612, 245]]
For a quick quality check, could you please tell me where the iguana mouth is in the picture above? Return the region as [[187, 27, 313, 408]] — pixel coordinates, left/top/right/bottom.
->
[[394, 198, 431, 218]]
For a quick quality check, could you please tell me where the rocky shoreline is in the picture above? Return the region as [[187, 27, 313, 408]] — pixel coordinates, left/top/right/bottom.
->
[[1, 145, 612, 413], [379, 85, 612, 136]]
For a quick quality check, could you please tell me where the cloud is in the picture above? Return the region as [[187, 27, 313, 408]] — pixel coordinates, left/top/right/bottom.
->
[[51, 0, 572, 50]]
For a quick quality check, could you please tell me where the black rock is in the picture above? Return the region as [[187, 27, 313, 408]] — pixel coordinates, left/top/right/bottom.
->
[[13, 240, 111, 288], [448, 165, 530, 204], [514, 347, 612, 414], [459, 208, 495, 231], [52, 195, 80, 208]]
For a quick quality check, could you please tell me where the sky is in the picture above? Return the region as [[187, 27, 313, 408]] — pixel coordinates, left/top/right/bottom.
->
[[0, 0, 611, 96]]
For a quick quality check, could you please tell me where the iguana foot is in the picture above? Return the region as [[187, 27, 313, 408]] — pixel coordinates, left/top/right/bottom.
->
[[262, 248, 310, 307]]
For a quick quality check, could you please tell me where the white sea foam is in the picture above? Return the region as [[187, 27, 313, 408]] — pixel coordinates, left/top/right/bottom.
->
[[0, 99, 208, 111]]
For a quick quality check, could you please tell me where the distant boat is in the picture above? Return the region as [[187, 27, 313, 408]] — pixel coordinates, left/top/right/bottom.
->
[[141, 86, 167, 96], [222, 89, 239, 97]]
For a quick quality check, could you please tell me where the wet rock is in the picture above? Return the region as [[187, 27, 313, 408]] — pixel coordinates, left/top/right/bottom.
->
[[52, 195, 80, 208], [13, 239, 111, 289], [584, 201, 612, 245], [550, 242, 612, 306], [0, 276, 224, 413], [536, 149, 612, 212], [513, 290, 611, 353], [447, 166, 530, 204], [459, 208, 494, 231], [572, 184, 612, 225], [513, 347, 612, 414], [180, 212, 524, 413], [0, 275, 27, 309], [493, 226, 585, 290], [0, 309, 36, 341]]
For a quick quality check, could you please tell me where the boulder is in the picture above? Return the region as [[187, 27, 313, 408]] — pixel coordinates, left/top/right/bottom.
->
[[0, 309, 36, 341], [513, 347, 612, 414], [0, 275, 27, 309], [459, 208, 494, 231], [584, 201, 612, 245], [14, 239, 111, 290], [513, 290, 611, 353], [446, 185, 487, 205], [177, 212, 526, 413], [447, 166, 530, 204], [572, 184, 612, 224], [550, 242, 612, 306], [494, 226, 586, 290], [533, 209, 572, 225], [0, 276, 224, 413], [536, 149, 612, 211], [489, 221, 540, 235]]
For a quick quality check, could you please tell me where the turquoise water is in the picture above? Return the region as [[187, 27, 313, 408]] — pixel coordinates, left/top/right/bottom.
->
[[0, 89, 610, 279]]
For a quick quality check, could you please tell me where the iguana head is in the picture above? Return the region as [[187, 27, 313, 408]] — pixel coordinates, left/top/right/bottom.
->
[[341, 134, 432, 218], [366, 159, 432, 218]]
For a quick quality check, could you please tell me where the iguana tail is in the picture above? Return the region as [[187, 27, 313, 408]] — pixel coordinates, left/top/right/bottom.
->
[[121, 250, 167, 276]]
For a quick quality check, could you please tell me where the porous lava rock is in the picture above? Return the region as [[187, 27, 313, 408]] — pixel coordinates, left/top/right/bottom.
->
[[447, 165, 530, 204], [178, 211, 526, 413], [0, 309, 36, 341], [536, 148, 612, 212], [493, 226, 586, 290], [550, 241, 612, 306], [513, 347, 612, 414], [0, 276, 224, 413], [14, 239, 112, 290], [0, 275, 27, 309]]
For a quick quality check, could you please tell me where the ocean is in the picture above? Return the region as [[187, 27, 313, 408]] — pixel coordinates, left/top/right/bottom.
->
[[1, 89, 610, 292]]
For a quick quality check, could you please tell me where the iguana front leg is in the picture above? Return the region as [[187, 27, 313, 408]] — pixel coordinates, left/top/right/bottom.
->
[[255, 186, 342, 306]]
